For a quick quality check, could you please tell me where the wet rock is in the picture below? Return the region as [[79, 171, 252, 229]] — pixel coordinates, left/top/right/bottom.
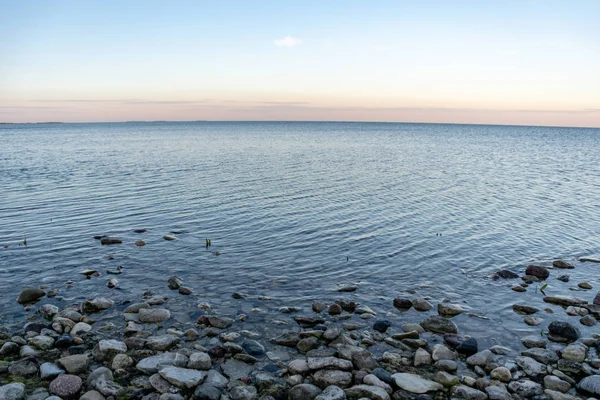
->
[[345, 385, 389, 400], [71, 321, 92, 336], [485, 385, 511, 400], [312, 370, 353, 389], [100, 237, 122, 245], [289, 384, 322, 400], [420, 316, 457, 334], [167, 276, 183, 290], [207, 316, 233, 329], [561, 343, 587, 362], [437, 303, 463, 316], [49, 374, 82, 399], [93, 339, 127, 361], [135, 240, 146, 246], [512, 304, 538, 314], [412, 298, 433, 311], [147, 335, 179, 351], [548, 321, 580, 342], [577, 375, 600, 396], [9, 358, 39, 377], [111, 354, 134, 370], [188, 352, 211, 370], [313, 302, 327, 313], [431, 344, 455, 361], [434, 371, 459, 387], [373, 320, 391, 333], [543, 295, 587, 307], [553, 260, 574, 269], [452, 385, 487, 400], [324, 326, 343, 341], [578, 282, 592, 289], [139, 308, 171, 323], [222, 359, 253, 381], [515, 356, 546, 377], [38, 304, 59, 319], [158, 366, 207, 389], [443, 333, 464, 348], [512, 285, 526, 292], [393, 298, 413, 310], [456, 337, 478, 356], [521, 335, 546, 348], [315, 385, 345, 400], [525, 265, 549, 279], [308, 357, 353, 371], [229, 385, 257, 400], [163, 235, 176, 241], [137, 353, 188, 374], [544, 375, 570, 393], [81, 297, 114, 314], [193, 384, 221, 400], [495, 270, 519, 279], [0, 341, 19, 356], [391, 373, 442, 394], [521, 348, 559, 364], [106, 278, 119, 288], [524, 316, 542, 326], [414, 348, 432, 366], [240, 340, 265, 356], [58, 354, 90, 374], [297, 337, 320, 353], [40, 362, 66, 380], [0, 383, 26, 400], [508, 379, 543, 397], [337, 284, 358, 292], [557, 275, 570, 282], [17, 288, 45, 304], [580, 315, 597, 326], [566, 306, 590, 316], [294, 315, 325, 328], [466, 350, 492, 367], [490, 367, 511, 382], [29, 335, 54, 350]]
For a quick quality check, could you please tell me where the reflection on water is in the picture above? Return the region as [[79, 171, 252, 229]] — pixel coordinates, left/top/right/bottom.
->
[[1, 122, 599, 345]]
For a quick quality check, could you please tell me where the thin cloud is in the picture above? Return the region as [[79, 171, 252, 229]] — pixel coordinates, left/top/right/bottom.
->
[[373, 45, 392, 52], [274, 35, 302, 47]]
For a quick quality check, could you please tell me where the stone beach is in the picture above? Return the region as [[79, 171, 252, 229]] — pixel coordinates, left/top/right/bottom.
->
[[1, 259, 600, 400]]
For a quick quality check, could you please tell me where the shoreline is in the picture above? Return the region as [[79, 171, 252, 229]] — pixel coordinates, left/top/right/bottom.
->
[[1, 260, 600, 400]]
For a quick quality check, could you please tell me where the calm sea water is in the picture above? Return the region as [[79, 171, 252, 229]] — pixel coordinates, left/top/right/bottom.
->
[[1, 122, 599, 344]]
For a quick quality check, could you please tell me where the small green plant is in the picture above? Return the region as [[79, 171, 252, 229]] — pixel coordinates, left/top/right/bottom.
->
[[205, 238, 212, 248], [23, 237, 27, 247], [540, 328, 546, 336], [540, 283, 548, 295]]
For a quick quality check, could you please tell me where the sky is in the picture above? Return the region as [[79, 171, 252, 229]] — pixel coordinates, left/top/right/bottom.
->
[[1, 0, 599, 127]]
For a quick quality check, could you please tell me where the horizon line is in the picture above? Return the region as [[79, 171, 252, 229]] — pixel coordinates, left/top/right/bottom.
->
[[1, 119, 599, 130]]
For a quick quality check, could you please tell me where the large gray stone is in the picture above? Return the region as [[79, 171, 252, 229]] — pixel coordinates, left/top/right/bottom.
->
[[289, 384, 322, 400], [420, 316, 457, 334], [158, 366, 207, 389], [146, 335, 179, 351], [452, 385, 487, 400], [222, 359, 254, 381], [40, 362, 66, 380], [137, 353, 188, 374], [0, 383, 26, 400], [577, 375, 600, 396], [49, 374, 83, 399], [57, 354, 90, 374], [312, 370, 353, 389], [17, 288, 45, 304], [391, 373, 443, 394], [139, 308, 171, 323]]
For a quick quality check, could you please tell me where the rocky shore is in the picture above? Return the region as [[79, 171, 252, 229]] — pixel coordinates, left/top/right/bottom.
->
[[2, 260, 600, 400]]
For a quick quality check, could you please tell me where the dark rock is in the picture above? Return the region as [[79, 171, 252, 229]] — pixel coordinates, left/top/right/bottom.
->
[[328, 304, 342, 315], [494, 270, 519, 279], [512, 304, 539, 314], [557, 275, 570, 282], [231, 292, 246, 299], [194, 383, 221, 400], [271, 331, 301, 347], [8, 358, 39, 377], [68, 345, 88, 355], [23, 321, 49, 333], [17, 288, 45, 304], [594, 292, 600, 306], [241, 340, 265, 356], [293, 315, 325, 328], [133, 229, 147, 233], [100, 237, 122, 245], [420, 316, 458, 334], [456, 337, 478, 356], [393, 298, 413, 310], [167, 276, 183, 290], [443, 334, 465, 349], [548, 321, 580, 342], [336, 300, 357, 312], [373, 367, 393, 384], [553, 260, 574, 269], [55, 335, 75, 349], [525, 265, 549, 279], [373, 320, 391, 333]]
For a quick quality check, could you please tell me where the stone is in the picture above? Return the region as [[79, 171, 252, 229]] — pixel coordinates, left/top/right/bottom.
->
[[8, 358, 39, 377], [521, 348, 559, 364], [521, 335, 547, 348], [294, 315, 325, 328], [391, 373, 443, 394], [412, 298, 433, 311], [507, 380, 543, 397], [193, 384, 221, 400], [71, 322, 92, 336], [0, 383, 26, 400], [485, 386, 511, 400], [515, 356, 546, 377], [0, 342, 19, 356], [158, 366, 207, 389], [111, 354, 134, 370], [188, 352, 212, 370], [561, 343, 586, 362], [452, 385, 487, 400], [297, 337, 320, 353], [81, 297, 113, 314], [49, 375, 82, 399], [40, 362, 66, 380], [58, 354, 90, 374], [512, 304, 538, 314], [578, 282, 592, 289], [420, 316, 457, 334], [490, 367, 511, 382], [552, 260, 574, 269], [495, 270, 519, 279], [363, 374, 392, 393], [580, 315, 597, 326], [456, 337, 478, 356], [558, 274, 570, 282], [434, 371, 459, 387], [328, 304, 343, 315], [544, 375, 570, 393], [289, 384, 322, 400], [435, 359, 458, 372], [139, 308, 171, 323], [241, 340, 265, 356], [167, 276, 183, 290], [204, 370, 229, 389], [17, 288, 45, 304], [577, 375, 600, 396], [79, 391, 106, 400], [324, 326, 342, 341], [543, 296, 587, 307], [271, 331, 301, 347], [288, 359, 310, 375], [308, 357, 353, 371], [393, 298, 413, 310], [315, 385, 346, 400], [414, 348, 432, 366], [524, 316, 542, 326], [38, 304, 59, 319], [548, 321, 580, 342], [373, 320, 391, 333], [149, 373, 178, 394], [29, 335, 54, 350], [229, 385, 257, 400], [525, 265, 549, 279], [93, 339, 127, 361], [147, 335, 179, 351], [312, 370, 353, 389], [437, 303, 463, 316], [137, 353, 188, 374], [431, 344, 455, 361], [222, 359, 253, 381], [344, 385, 390, 400], [466, 350, 492, 367]]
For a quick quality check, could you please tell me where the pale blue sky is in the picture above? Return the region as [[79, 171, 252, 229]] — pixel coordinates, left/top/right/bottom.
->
[[1, 0, 599, 126]]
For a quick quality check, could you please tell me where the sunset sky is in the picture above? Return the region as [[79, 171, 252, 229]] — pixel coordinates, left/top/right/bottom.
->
[[1, 0, 599, 126]]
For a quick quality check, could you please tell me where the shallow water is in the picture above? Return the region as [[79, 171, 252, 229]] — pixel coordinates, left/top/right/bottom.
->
[[1, 122, 599, 345]]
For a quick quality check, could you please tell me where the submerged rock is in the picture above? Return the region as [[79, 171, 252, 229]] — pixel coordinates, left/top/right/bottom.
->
[[100, 237, 122, 245], [420, 316, 457, 334], [552, 260, 574, 269], [525, 265, 549, 279], [17, 288, 45, 304], [548, 321, 580, 342]]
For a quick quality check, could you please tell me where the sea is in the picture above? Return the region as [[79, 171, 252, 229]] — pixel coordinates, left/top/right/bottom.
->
[[1, 121, 599, 345]]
